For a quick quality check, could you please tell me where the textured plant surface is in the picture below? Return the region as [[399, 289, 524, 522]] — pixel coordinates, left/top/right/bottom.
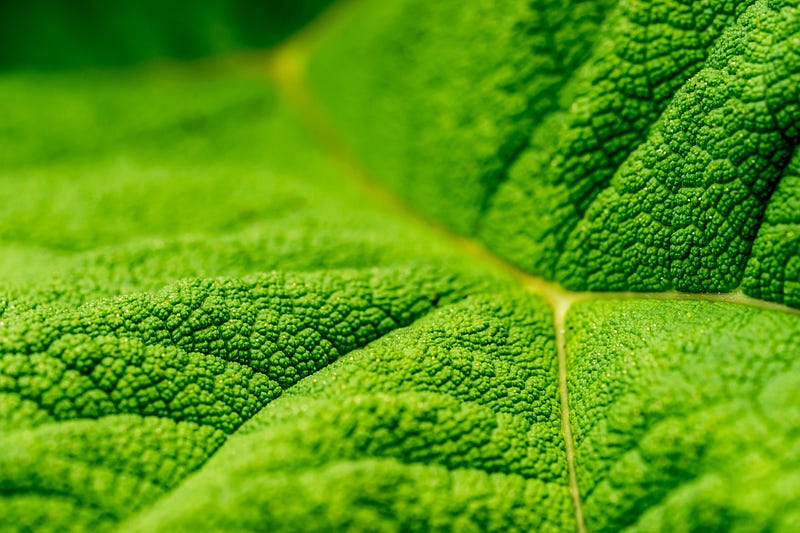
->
[[2, 0, 800, 531]]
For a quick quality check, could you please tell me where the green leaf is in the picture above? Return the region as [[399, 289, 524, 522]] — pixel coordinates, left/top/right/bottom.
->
[[2, 0, 799, 532]]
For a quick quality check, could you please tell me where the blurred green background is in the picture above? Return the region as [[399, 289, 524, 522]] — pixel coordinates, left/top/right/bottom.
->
[[0, 0, 334, 69]]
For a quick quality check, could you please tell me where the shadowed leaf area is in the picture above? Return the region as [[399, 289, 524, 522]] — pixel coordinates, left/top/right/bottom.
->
[[2, 0, 800, 531]]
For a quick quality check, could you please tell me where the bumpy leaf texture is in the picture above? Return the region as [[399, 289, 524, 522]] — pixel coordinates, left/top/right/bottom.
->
[[1, 0, 799, 531]]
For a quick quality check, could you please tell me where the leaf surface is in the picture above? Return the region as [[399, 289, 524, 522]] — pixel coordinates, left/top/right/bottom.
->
[[2, 1, 800, 531]]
